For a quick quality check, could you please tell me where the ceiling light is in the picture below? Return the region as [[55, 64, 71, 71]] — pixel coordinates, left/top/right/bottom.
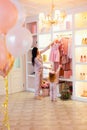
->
[[39, 0, 66, 26]]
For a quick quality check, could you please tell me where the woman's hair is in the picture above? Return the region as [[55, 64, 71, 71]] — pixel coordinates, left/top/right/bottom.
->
[[49, 72, 56, 82], [32, 47, 38, 66]]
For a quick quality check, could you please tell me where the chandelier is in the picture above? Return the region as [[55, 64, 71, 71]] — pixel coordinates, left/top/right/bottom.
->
[[39, 0, 66, 26]]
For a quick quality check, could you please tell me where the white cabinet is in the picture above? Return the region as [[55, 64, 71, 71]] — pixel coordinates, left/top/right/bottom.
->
[[26, 17, 38, 91], [73, 11, 87, 102]]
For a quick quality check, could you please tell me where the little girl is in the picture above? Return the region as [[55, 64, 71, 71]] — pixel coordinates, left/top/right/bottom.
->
[[49, 65, 62, 101]]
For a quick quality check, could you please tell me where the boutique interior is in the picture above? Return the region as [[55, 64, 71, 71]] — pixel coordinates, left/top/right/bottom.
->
[[0, 0, 87, 130]]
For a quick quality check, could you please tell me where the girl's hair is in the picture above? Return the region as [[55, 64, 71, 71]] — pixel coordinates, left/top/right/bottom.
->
[[32, 47, 38, 66], [49, 72, 56, 82]]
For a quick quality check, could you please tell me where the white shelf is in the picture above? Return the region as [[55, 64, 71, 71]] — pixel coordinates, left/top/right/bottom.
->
[[74, 27, 87, 31], [27, 74, 35, 77], [53, 29, 72, 33], [75, 62, 87, 65], [43, 62, 51, 64], [73, 96, 87, 102], [39, 32, 51, 35], [59, 77, 73, 82], [75, 45, 87, 48], [75, 80, 87, 82], [73, 11, 87, 102]]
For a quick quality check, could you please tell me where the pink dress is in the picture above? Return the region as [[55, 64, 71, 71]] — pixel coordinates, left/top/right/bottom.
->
[[49, 43, 60, 62]]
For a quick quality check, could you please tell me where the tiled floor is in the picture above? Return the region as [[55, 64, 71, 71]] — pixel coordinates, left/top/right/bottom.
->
[[0, 91, 87, 130]]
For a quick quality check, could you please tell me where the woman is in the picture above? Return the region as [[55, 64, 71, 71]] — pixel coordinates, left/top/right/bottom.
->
[[32, 43, 53, 100]]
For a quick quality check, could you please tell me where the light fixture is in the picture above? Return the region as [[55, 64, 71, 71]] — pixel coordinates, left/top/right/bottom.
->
[[39, 0, 66, 26]]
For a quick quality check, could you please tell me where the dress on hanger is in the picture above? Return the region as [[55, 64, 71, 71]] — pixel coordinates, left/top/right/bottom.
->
[[49, 42, 60, 62], [49, 41, 61, 71]]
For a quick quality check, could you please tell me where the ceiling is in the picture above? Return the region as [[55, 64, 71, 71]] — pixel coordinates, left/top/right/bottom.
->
[[17, 0, 87, 17]]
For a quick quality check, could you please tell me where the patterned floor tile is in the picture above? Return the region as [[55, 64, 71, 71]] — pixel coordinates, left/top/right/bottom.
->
[[0, 91, 87, 130]]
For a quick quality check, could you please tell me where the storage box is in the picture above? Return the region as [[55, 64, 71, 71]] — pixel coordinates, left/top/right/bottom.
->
[[41, 80, 50, 96]]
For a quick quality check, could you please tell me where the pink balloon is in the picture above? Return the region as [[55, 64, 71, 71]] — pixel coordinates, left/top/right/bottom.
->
[[11, 0, 26, 26], [0, 0, 18, 34], [0, 35, 8, 70], [6, 26, 33, 57]]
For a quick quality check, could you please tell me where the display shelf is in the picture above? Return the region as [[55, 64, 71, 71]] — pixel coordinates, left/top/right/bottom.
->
[[28, 74, 35, 77], [75, 47, 87, 63], [75, 29, 87, 46], [74, 27, 87, 31], [53, 31, 72, 40], [75, 64, 87, 81], [26, 21, 38, 47], [75, 45, 87, 48], [73, 11, 87, 102], [75, 62, 87, 65], [25, 10, 87, 102], [75, 80, 87, 82], [75, 12, 87, 29], [26, 17, 38, 90], [73, 82, 87, 101], [59, 77, 73, 82], [73, 96, 87, 102]]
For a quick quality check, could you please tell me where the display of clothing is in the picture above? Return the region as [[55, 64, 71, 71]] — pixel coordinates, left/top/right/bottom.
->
[[49, 42, 60, 62], [49, 37, 72, 75]]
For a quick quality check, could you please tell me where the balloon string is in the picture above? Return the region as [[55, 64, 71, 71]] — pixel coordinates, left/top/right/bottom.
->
[[2, 76, 10, 130]]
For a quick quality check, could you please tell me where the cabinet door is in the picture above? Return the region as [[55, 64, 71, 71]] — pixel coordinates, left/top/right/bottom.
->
[[10, 57, 24, 93], [0, 57, 24, 95]]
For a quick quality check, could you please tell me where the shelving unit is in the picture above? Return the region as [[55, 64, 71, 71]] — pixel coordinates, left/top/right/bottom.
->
[[25, 9, 87, 102], [25, 16, 38, 91], [73, 11, 87, 102]]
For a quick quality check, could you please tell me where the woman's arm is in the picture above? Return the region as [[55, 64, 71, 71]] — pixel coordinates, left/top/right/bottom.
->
[[40, 41, 54, 54]]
